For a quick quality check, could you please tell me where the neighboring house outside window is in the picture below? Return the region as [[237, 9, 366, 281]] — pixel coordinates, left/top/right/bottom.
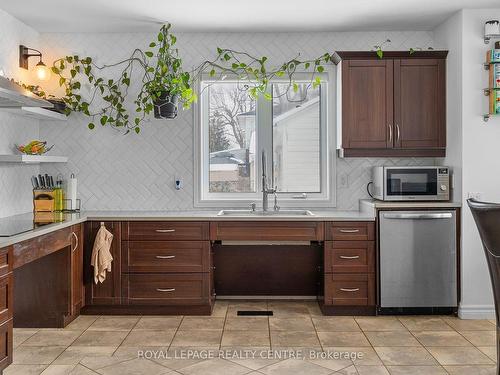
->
[[194, 72, 335, 208]]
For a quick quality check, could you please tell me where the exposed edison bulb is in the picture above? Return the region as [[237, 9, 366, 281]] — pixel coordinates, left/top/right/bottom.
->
[[34, 61, 51, 81]]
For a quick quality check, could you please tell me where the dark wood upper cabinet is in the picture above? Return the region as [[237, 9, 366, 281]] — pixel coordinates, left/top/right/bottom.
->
[[394, 58, 446, 149], [342, 59, 393, 150], [338, 51, 447, 157]]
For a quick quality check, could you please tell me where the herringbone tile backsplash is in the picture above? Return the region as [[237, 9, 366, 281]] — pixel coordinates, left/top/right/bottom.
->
[[0, 13, 436, 215]]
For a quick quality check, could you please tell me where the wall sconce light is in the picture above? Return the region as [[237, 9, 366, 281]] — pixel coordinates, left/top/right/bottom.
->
[[19, 45, 51, 81]]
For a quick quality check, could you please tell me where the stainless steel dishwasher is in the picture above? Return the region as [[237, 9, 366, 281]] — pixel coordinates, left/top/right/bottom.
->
[[379, 210, 457, 311]]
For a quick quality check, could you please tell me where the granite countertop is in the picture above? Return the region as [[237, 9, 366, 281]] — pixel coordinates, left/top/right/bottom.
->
[[0, 209, 375, 248], [84, 209, 375, 222]]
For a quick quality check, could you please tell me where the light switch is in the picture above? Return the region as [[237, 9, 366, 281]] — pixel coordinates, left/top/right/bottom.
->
[[339, 173, 349, 188]]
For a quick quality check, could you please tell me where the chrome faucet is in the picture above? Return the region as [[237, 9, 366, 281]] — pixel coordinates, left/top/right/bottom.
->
[[261, 151, 277, 212]]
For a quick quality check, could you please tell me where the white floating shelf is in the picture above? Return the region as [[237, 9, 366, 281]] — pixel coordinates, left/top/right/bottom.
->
[[0, 155, 68, 164], [2, 107, 67, 121]]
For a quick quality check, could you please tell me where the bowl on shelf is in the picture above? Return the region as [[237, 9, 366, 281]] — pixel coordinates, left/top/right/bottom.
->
[[16, 140, 54, 155]]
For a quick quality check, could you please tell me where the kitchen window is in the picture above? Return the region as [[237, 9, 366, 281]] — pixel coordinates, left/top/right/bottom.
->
[[194, 72, 335, 207]]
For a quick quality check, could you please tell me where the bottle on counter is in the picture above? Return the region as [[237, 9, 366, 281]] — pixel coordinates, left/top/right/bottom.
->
[[54, 176, 64, 211]]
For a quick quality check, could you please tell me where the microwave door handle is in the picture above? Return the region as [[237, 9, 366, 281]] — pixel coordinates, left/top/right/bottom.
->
[[382, 213, 453, 220]]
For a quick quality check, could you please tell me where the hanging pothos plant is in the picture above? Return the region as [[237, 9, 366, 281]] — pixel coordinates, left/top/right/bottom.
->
[[50, 23, 334, 134]]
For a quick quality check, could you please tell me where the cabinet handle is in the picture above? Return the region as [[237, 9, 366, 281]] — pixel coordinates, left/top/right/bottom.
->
[[339, 255, 360, 259], [156, 288, 175, 292], [155, 255, 176, 259], [339, 229, 360, 233], [396, 124, 400, 142], [155, 229, 176, 233], [388, 124, 392, 142], [71, 232, 78, 252], [340, 288, 360, 292]]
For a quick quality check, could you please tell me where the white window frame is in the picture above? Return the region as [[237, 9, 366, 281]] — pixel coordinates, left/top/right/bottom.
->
[[194, 68, 336, 208]]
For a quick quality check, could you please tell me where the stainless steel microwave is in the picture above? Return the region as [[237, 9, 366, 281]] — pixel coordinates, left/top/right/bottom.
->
[[371, 166, 450, 201]]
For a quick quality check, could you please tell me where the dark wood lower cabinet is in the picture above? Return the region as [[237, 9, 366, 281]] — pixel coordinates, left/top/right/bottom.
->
[[210, 221, 324, 241], [0, 319, 12, 372], [324, 273, 375, 305], [82, 221, 214, 315], [70, 224, 84, 318], [84, 221, 122, 306], [321, 223, 376, 316], [122, 273, 211, 305], [122, 241, 210, 273]]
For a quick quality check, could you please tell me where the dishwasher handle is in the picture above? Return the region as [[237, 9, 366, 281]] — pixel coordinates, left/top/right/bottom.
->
[[382, 212, 453, 220]]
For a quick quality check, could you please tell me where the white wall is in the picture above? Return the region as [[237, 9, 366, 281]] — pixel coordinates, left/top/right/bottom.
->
[[460, 8, 500, 318], [434, 11, 463, 203], [0, 9, 40, 218], [435, 8, 500, 319]]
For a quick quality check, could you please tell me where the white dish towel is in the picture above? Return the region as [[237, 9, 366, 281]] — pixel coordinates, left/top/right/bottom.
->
[[91, 222, 114, 284]]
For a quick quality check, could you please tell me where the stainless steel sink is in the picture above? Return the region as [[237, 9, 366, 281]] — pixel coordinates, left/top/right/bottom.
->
[[217, 209, 315, 216]]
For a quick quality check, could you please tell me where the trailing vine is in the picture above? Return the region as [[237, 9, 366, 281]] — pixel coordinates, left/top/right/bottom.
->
[[49, 23, 334, 134]]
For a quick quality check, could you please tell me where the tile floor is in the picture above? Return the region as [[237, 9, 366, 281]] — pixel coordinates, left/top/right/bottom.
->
[[6, 300, 498, 375]]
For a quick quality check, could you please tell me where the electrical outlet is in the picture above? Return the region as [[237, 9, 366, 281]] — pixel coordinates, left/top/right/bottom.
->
[[467, 192, 483, 200], [175, 177, 182, 190], [339, 173, 349, 188]]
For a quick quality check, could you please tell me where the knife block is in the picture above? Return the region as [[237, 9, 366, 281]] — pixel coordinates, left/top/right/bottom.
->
[[33, 189, 55, 212]]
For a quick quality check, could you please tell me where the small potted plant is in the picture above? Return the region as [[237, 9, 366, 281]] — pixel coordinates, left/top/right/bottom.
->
[[140, 24, 195, 119]]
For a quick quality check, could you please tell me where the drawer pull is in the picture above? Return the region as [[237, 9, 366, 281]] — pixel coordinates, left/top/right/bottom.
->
[[71, 232, 78, 252], [155, 255, 176, 259], [339, 229, 360, 233], [156, 288, 176, 292], [340, 288, 360, 292], [155, 229, 176, 233], [339, 255, 360, 260]]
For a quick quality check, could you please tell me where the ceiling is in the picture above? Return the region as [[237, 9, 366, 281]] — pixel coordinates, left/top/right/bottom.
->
[[0, 0, 498, 33]]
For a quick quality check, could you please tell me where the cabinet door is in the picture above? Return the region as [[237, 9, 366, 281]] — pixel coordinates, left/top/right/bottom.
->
[[394, 59, 446, 149], [0, 319, 12, 372], [84, 221, 121, 305], [70, 224, 83, 315], [342, 59, 394, 149]]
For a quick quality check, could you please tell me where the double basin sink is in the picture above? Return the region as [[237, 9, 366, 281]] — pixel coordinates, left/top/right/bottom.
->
[[217, 209, 315, 216]]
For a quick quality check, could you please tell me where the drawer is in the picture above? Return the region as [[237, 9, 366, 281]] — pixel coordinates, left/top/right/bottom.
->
[[326, 222, 375, 241], [0, 247, 11, 278], [122, 222, 209, 241], [210, 222, 324, 241], [122, 241, 211, 273], [0, 274, 12, 325], [0, 319, 12, 372], [324, 273, 375, 306], [325, 241, 375, 273], [122, 273, 210, 305]]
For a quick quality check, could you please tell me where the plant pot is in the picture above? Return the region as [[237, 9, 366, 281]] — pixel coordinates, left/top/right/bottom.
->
[[153, 92, 179, 119], [47, 99, 67, 114]]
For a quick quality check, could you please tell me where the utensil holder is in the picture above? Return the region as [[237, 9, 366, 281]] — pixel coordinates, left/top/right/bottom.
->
[[33, 189, 55, 212]]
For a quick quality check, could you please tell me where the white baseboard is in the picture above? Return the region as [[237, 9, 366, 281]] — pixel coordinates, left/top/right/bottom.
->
[[458, 304, 496, 320]]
